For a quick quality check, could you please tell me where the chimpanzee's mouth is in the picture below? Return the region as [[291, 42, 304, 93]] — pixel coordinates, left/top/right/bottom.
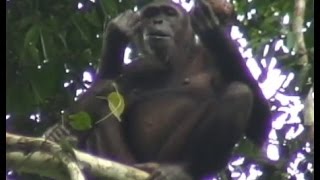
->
[[148, 35, 170, 39], [147, 32, 171, 39]]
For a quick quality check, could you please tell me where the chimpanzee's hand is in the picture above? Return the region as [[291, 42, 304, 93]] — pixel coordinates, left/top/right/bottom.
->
[[190, 0, 220, 33], [43, 121, 78, 146], [105, 10, 141, 43]]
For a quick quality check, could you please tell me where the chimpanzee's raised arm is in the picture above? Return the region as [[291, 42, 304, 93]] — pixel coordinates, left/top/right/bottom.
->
[[190, 0, 271, 147]]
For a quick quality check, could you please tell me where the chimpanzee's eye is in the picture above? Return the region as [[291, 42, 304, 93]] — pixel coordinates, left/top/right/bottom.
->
[[142, 7, 160, 18], [163, 6, 178, 16]]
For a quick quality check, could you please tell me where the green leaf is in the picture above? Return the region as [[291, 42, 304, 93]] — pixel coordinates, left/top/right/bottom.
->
[[84, 10, 102, 28], [107, 91, 125, 122], [68, 111, 92, 131], [6, 78, 37, 115], [24, 25, 40, 48], [20, 25, 40, 65], [28, 45, 40, 64], [27, 62, 65, 104], [100, 0, 118, 17], [71, 15, 90, 43]]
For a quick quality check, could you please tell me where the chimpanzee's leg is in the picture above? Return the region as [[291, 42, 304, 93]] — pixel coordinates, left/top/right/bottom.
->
[[185, 81, 253, 178], [84, 117, 136, 164]]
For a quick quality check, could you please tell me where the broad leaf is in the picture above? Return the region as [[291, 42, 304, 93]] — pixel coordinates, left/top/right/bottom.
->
[[107, 91, 125, 122], [68, 111, 92, 130]]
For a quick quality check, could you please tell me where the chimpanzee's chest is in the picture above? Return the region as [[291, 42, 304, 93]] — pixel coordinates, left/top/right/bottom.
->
[[123, 72, 216, 161]]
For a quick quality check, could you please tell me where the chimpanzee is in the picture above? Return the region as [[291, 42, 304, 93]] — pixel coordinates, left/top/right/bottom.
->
[[44, 0, 271, 179]]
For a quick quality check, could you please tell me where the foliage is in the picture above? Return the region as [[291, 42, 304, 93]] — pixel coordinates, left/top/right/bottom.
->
[[6, 0, 314, 179], [6, 0, 135, 134], [69, 111, 92, 130]]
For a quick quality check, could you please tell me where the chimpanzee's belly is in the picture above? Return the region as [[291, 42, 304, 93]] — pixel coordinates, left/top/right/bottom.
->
[[125, 89, 210, 162]]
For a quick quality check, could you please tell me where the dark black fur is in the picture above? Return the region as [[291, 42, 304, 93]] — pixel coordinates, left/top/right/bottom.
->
[[44, 0, 271, 179]]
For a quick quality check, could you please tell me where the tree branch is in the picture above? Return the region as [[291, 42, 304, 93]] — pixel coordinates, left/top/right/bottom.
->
[[292, 0, 312, 88], [302, 86, 314, 144], [292, 0, 314, 147], [6, 132, 150, 180], [293, 0, 307, 65]]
